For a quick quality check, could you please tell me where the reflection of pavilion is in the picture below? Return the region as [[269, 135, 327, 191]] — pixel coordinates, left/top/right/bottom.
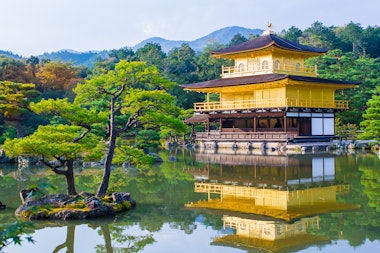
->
[[213, 215, 329, 253], [187, 153, 341, 189], [185, 153, 360, 252], [187, 181, 356, 221], [185, 153, 359, 220]]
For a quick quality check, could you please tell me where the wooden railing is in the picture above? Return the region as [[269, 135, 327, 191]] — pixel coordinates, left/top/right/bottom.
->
[[196, 131, 297, 142], [221, 62, 317, 78], [336, 184, 350, 193], [194, 98, 349, 112], [194, 183, 259, 198]]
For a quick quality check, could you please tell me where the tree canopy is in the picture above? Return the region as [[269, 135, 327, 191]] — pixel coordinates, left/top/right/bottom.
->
[[74, 60, 186, 196], [3, 98, 104, 195], [3, 61, 187, 196], [359, 87, 380, 140], [0, 81, 41, 138]]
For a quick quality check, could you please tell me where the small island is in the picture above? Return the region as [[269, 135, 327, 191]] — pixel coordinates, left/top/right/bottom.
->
[[16, 189, 135, 220]]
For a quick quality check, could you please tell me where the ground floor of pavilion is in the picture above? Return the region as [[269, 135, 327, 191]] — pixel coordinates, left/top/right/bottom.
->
[[186, 108, 338, 145]]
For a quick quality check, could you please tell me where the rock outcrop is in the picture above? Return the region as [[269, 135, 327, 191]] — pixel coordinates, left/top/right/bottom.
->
[[15, 191, 135, 220]]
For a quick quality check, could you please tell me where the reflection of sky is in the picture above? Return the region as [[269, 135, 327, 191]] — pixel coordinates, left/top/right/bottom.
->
[[6, 222, 242, 253], [296, 240, 380, 253], [8, 221, 380, 253]]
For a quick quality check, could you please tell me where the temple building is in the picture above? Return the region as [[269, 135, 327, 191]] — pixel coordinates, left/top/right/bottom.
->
[[181, 28, 359, 147]]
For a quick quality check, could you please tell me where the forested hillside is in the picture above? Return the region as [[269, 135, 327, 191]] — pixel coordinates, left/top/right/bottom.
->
[[0, 50, 23, 60], [0, 21, 379, 142]]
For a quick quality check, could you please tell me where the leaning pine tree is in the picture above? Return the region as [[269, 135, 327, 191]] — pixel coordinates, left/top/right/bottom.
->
[[73, 60, 187, 197], [3, 99, 105, 195]]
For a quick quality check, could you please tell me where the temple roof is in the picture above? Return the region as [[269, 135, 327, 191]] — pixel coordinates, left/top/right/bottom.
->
[[211, 34, 328, 56], [180, 74, 360, 90]]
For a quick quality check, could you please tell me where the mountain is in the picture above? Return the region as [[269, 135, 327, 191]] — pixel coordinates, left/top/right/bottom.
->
[[1, 26, 263, 66], [0, 50, 23, 60], [45, 26, 262, 66], [133, 26, 263, 53], [39, 50, 110, 67]]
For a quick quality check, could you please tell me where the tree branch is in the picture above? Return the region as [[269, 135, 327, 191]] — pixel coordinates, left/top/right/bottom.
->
[[114, 83, 126, 99], [98, 83, 126, 98], [73, 128, 90, 143], [116, 108, 143, 135], [40, 157, 67, 175]]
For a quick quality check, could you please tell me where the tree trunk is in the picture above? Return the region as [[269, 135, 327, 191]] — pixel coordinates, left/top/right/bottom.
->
[[15, 120, 24, 138], [65, 159, 77, 195], [5, 120, 24, 138], [96, 131, 116, 197], [97, 95, 117, 197]]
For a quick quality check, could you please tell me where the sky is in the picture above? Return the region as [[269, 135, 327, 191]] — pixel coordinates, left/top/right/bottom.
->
[[0, 0, 379, 57]]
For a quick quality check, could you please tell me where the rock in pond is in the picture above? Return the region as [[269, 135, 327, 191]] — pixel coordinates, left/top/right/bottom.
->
[[15, 191, 135, 220]]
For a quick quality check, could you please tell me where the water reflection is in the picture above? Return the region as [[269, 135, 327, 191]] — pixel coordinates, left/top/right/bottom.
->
[[21, 218, 155, 253], [52, 223, 75, 253], [213, 216, 328, 252], [185, 152, 361, 252], [1, 150, 380, 252]]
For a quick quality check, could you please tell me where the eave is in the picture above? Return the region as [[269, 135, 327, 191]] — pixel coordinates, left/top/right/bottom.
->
[[180, 74, 360, 93], [212, 44, 324, 60]]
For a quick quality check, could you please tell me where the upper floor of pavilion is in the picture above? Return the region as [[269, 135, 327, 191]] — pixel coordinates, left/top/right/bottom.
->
[[211, 29, 327, 78]]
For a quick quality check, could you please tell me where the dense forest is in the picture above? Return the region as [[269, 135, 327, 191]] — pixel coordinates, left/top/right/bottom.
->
[[0, 21, 380, 143]]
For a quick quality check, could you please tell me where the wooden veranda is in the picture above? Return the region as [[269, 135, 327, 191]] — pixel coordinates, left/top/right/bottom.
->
[[195, 131, 297, 142]]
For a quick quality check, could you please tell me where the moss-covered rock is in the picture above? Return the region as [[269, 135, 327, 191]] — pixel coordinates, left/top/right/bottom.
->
[[15, 191, 135, 220]]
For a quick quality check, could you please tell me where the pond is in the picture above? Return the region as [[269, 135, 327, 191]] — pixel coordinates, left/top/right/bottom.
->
[[1, 149, 380, 253]]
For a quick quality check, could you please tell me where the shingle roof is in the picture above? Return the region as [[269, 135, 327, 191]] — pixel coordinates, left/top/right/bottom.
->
[[211, 34, 328, 55], [180, 74, 360, 89], [184, 114, 209, 123]]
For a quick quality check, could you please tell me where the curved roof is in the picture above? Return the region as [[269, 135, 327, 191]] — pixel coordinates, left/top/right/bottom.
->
[[180, 74, 360, 90], [211, 34, 328, 56]]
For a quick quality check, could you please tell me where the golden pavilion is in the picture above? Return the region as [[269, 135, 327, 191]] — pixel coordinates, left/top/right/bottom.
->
[[181, 28, 359, 146]]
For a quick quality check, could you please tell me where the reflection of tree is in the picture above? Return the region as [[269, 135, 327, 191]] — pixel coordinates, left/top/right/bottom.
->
[[98, 225, 113, 253], [96, 224, 154, 253], [42, 222, 154, 253], [103, 150, 200, 235], [1, 148, 202, 238], [52, 224, 75, 253], [316, 153, 380, 247], [359, 156, 380, 212]]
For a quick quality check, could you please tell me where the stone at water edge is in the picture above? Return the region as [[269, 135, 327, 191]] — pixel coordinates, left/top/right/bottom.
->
[[15, 191, 135, 220]]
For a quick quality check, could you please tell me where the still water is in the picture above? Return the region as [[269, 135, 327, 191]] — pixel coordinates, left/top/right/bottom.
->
[[1, 149, 380, 253]]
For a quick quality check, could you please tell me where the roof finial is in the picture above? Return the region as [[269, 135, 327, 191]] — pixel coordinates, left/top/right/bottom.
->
[[262, 22, 275, 36]]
